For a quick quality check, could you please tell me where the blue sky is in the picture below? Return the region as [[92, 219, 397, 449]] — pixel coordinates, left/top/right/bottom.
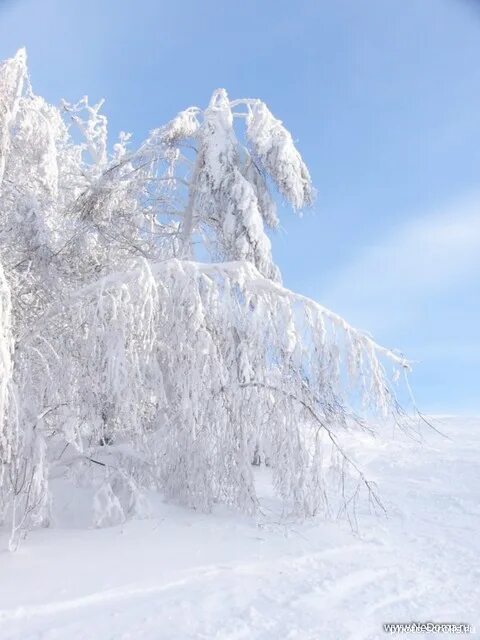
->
[[1, 0, 479, 413]]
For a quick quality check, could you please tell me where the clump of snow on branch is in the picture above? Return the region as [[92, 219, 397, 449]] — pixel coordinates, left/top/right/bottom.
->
[[0, 49, 412, 548], [245, 100, 314, 210], [160, 107, 200, 145]]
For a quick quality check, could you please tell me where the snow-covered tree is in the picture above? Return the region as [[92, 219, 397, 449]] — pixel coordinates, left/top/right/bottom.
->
[[0, 50, 412, 549]]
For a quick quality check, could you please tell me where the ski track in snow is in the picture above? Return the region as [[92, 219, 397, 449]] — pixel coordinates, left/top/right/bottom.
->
[[0, 417, 479, 640]]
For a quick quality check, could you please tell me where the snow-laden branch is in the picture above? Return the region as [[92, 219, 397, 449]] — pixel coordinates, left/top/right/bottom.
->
[[193, 260, 409, 369], [22, 257, 409, 371]]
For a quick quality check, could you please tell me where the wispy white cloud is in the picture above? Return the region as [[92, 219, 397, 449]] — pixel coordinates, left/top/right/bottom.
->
[[321, 193, 480, 336]]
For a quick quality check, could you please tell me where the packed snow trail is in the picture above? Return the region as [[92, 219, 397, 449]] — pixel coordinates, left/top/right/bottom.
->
[[1, 417, 479, 639]]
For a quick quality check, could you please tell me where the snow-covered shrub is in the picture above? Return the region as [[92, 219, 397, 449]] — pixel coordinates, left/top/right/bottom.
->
[[93, 481, 126, 528], [0, 50, 411, 548]]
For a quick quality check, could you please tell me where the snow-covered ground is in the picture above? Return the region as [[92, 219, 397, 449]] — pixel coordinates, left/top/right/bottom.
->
[[1, 417, 479, 640]]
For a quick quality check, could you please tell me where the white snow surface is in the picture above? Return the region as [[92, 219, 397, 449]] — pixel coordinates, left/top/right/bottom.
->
[[0, 416, 479, 640]]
